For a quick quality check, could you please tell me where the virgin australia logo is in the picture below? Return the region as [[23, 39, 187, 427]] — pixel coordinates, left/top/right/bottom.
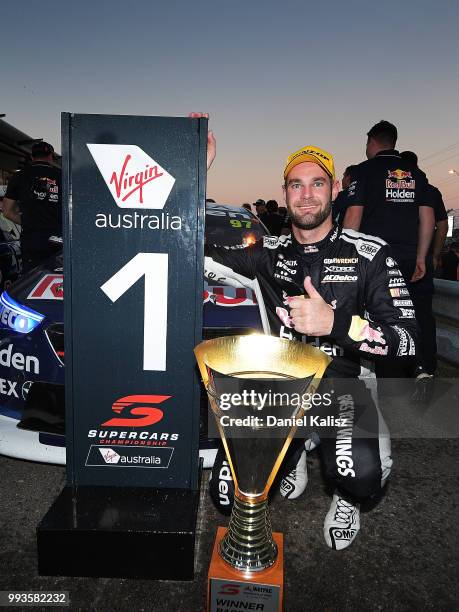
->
[[87, 144, 176, 209], [99, 448, 121, 464]]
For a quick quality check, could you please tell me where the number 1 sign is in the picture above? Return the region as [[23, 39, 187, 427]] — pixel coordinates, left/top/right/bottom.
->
[[37, 113, 207, 580], [63, 113, 206, 489], [101, 253, 168, 371]]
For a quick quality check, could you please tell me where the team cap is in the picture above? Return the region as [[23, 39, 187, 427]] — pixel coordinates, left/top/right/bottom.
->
[[284, 145, 335, 180]]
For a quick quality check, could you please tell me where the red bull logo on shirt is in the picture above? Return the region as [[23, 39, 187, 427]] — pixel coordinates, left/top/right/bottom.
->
[[388, 169, 412, 180], [385, 169, 415, 193]]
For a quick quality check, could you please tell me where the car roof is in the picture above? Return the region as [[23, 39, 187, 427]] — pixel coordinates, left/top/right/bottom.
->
[[206, 202, 253, 215]]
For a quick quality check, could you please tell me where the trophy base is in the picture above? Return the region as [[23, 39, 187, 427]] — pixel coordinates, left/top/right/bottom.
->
[[37, 484, 200, 580], [207, 527, 283, 612]]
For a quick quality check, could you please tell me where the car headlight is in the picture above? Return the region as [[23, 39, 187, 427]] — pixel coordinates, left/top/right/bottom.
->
[[0, 291, 45, 334], [242, 233, 256, 246]]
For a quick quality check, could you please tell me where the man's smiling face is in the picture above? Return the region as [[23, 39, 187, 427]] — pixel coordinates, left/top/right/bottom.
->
[[283, 162, 339, 230]]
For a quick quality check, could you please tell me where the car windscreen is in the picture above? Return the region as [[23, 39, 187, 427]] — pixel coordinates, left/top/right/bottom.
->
[[205, 207, 266, 246]]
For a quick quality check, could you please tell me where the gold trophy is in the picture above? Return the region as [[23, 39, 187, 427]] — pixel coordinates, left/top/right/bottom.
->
[[195, 334, 330, 612]]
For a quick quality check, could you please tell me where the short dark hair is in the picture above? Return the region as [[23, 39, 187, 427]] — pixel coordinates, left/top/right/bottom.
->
[[344, 165, 357, 179], [31, 141, 54, 159], [400, 151, 418, 167], [266, 200, 278, 213], [367, 120, 397, 148]]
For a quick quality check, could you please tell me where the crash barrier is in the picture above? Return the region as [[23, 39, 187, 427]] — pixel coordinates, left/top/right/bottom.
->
[[433, 279, 459, 366]]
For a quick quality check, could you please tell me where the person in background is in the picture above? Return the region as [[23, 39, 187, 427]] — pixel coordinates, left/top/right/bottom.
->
[[262, 199, 284, 236], [3, 142, 61, 272], [400, 151, 448, 271], [242, 203, 252, 212], [332, 165, 357, 224], [254, 199, 267, 219], [343, 121, 435, 398], [399, 150, 448, 403], [278, 205, 287, 219]]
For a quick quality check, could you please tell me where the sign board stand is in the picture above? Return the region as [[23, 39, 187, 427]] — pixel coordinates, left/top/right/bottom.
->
[[37, 113, 206, 579]]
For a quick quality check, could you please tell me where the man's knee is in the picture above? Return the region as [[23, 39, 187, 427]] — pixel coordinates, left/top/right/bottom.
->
[[323, 438, 391, 501], [337, 465, 383, 500]]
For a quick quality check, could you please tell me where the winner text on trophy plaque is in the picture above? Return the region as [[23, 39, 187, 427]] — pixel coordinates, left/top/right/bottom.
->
[[195, 334, 330, 612]]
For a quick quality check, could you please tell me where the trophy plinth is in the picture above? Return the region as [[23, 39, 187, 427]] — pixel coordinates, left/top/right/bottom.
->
[[208, 527, 284, 612], [195, 334, 330, 611]]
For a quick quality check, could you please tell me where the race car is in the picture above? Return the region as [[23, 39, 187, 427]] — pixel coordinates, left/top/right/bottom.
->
[[0, 203, 267, 465]]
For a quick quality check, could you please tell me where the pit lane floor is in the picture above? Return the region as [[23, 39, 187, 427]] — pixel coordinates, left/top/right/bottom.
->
[[1, 366, 458, 611]]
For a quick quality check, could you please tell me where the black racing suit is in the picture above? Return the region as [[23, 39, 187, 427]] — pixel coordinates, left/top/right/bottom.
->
[[205, 224, 417, 510]]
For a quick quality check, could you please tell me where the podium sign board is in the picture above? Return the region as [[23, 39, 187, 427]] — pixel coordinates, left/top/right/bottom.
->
[[63, 113, 205, 489], [37, 114, 206, 579]]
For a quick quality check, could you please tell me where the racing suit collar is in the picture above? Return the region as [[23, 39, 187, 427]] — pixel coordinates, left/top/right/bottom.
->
[[290, 223, 340, 254]]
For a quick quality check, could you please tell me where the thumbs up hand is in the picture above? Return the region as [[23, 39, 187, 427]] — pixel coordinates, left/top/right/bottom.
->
[[287, 276, 334, 336]]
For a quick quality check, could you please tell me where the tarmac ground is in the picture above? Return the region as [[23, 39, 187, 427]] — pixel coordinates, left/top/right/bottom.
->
[[1, 367, 458, 612]]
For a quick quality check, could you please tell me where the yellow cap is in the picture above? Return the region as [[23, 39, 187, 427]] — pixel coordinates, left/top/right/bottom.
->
[[284, 145, 335, 180]]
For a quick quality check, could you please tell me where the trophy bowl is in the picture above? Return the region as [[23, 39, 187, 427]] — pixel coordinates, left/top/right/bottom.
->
[[195, 334, 330, 573]]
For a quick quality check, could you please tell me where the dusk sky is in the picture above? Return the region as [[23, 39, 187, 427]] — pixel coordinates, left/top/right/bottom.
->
[[3, 0, 459, 209]]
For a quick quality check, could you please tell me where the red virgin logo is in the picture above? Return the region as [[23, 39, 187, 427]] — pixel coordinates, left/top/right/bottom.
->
[[110, 154, 163, 204], [87, 144, 175, 209], [102, 394, 171, 427]]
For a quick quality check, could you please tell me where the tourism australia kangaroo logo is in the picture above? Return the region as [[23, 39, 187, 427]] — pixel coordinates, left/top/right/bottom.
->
[[87, 144, 176, 209]]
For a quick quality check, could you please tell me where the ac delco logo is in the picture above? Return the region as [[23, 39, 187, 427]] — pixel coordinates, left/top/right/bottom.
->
[[102, 394, 171, 427], [87, 144, 175, 209]]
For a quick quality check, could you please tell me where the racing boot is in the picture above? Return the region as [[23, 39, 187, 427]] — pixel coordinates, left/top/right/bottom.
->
[[323, 492, 360, 551], [280, 447, 308, 500]]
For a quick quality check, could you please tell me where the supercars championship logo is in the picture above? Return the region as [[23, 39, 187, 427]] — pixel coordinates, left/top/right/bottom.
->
[[86, 394, 179, 468]]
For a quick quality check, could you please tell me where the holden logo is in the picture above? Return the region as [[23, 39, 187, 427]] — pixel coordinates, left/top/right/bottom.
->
[[87, 144, 175, 209], [101, 394, 171, 427], [99, 448, 121, 464], [386, 257, 396, 268]]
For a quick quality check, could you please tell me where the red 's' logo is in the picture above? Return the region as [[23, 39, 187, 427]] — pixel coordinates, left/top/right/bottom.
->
[[102, 394, 170, 427]]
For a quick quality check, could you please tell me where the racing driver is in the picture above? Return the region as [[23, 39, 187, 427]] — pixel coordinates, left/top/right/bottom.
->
[[196, 114, 417, 550]]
